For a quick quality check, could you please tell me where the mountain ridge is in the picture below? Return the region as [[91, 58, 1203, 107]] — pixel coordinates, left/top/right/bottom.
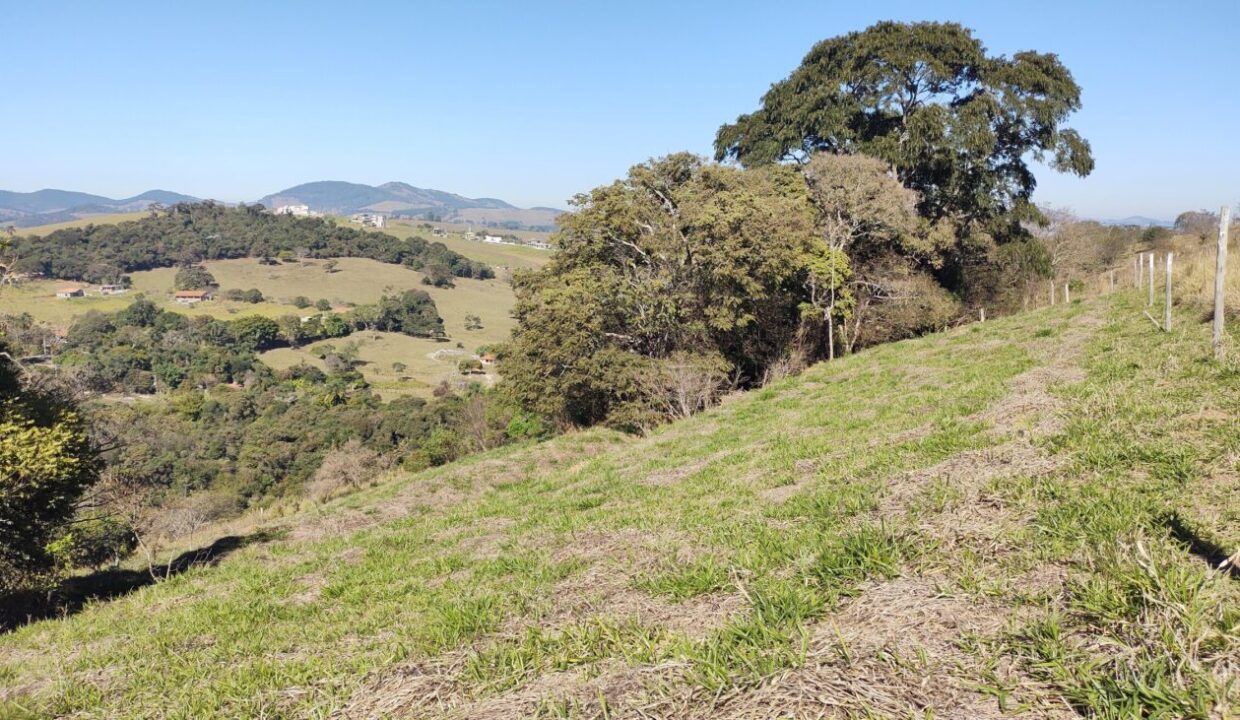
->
[[256, 180, 559, 230], [2, 181, 564, 232], [0, 188, 202, 227]]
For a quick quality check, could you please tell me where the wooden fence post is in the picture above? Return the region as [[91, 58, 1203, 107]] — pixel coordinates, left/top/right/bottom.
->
[[980, 307, 986, 323], [1064, 282, 1070, 304], [1164, 252, 1173, 332], [1215, 206, 1232, 360], [1050, 281, 1055, 306]]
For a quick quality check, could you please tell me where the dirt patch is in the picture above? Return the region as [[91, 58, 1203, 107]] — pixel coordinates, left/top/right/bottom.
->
[[288, 572, 326, 605]]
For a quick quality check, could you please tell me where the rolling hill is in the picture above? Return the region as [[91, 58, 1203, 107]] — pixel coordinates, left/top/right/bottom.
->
[[0, 188, 200, 227], [257, 180, 563, 231], [3, 294, 1235, 718]]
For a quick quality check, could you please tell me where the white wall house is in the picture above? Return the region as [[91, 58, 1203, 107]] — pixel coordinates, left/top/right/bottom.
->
[[350, 213, 387, 228]]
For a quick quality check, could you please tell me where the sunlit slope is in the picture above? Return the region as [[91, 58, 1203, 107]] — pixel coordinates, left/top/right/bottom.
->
[[2, 295, 1236, 719]]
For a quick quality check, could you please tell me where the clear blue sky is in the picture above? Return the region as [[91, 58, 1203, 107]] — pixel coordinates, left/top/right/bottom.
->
[[3, 0, 1237, 220]]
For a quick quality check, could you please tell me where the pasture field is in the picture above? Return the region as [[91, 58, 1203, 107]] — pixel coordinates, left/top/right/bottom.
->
[[262, 331, 493, 399], [4, 293, 1236, 718], [380, 219, 552, 270], [0, 257, 516, 396], [1, 258, 515, 338], [11, 211, 148, 236]]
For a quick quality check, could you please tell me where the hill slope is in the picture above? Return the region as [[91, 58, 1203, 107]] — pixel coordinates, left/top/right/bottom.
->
[[2, 295, 1237, 718], [0, 188, 201, 227], [257, 180, 562, 230]]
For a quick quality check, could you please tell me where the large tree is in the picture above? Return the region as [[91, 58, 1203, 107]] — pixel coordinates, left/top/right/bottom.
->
[[800, 152, 958, 355], [714, 21, 1093, 240], [503, 153, 822, 429]]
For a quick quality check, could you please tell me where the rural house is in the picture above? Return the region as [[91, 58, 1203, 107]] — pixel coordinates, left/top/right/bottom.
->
[[99, 284, 127, 295], [174, 290, 212, 304], [350, 212, 386, 228], [56, 287, 84, 298]]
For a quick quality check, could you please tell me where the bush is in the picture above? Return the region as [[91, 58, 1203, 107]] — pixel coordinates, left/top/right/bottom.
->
[[47, 514, 136, 571], [0, 348, 101, 593], [315, 298, 332, 311], [405, 427, 460, 469], [152, 492, 240, 540], [292, 296, 312, 309], [458, 358, 484, 375], [306, 440, 388, 502], [848, 271, 961, 350]]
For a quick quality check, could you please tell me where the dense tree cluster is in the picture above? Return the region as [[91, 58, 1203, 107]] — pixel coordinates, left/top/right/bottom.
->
[[9, 202, 493, 284], [503, 154, 821, 429], [51, 293, 442, 394], [503, 21, 1101, 431], [98, 375, 540, 504]]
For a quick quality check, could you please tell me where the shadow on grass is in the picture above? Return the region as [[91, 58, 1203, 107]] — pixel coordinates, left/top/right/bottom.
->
[[1164, 513, 1240, 580], [0, 528, 284, 633]]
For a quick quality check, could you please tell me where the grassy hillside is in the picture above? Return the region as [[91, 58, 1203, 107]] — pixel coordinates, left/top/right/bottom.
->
[[2, 294, 1237, 718], [11, 211, 148, 236], [380, 220, 552, 270]]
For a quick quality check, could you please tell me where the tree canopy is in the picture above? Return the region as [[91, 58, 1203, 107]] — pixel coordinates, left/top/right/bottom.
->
[[502, 153, 823, 429], [714, 21, 1093, 237], [9, 202, 492, 284]]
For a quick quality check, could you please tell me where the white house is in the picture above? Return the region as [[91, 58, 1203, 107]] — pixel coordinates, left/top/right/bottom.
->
[[482, 234, 504, 244], [273, 204, 314, 217], [56, 287, 85, 299], [350, 212, 387, 228]]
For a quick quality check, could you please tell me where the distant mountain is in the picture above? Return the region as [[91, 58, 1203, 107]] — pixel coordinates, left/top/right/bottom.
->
[[0, 188, 200, 227], [256, 181, 561, 231], [1102, 215, 1173, 228]]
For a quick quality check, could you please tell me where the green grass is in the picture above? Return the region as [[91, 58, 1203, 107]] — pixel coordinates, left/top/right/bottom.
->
[[2, 294, 1237, 717]]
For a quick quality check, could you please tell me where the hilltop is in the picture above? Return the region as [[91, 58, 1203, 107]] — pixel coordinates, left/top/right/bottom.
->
[[3, 293, 1236, 718], [0, 188, 201, 227], [256, 181, 563, 231]]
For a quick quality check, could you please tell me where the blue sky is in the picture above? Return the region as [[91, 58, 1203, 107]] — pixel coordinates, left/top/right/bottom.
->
[[2, 0, 1237, 220]]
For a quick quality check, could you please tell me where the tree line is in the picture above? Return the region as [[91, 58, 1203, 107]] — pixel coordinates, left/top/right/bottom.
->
[[8, 202, 493, 284], [2, 290, 445, 395]]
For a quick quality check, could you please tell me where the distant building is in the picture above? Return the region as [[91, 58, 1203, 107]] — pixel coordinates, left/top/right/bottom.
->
[[350, 212, 387, 228], [99, 284, 128, 295], [482, 235, 504, 244], [480, 353, 498, 366], [56, 287, 84, 298], [174, 290, 212, 304], [273, 204, 314, 217]]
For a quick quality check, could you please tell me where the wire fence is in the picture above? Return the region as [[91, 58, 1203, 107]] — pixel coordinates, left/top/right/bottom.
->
[[981, 207, 1233, 361]]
